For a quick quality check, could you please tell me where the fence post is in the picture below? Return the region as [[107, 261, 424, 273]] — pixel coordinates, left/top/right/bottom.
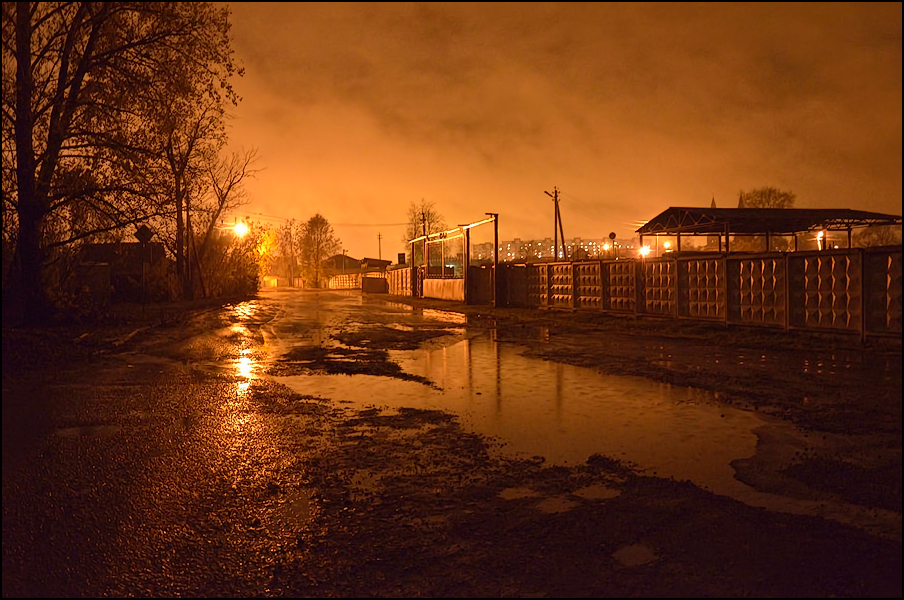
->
[[572, 261, 578, 308], [783, 253, 790, 331], [857, 248, 865, 343]]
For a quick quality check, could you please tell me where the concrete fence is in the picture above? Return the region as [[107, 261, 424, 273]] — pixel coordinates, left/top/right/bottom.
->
[[383, 246, 902, 340], [328, 271, 392, 294], [519, 246, 902, 339]]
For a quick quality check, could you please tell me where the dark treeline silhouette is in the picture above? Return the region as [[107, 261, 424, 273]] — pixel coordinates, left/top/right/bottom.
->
[[269, 214, 342, 288], [2, 2, 257, 326]]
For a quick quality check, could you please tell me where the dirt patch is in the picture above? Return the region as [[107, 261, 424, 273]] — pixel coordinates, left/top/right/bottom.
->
[[267, 345, 434, 385], [267, 390, 901, 598], [332, 324, 457, 350]]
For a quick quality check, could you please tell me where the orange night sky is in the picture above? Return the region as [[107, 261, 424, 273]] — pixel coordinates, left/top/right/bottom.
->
[[222, 2, 902, 260]]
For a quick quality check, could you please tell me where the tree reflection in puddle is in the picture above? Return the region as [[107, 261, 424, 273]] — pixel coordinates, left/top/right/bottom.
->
[[276, 332, 763, 492], [271, 330, 902, 538]]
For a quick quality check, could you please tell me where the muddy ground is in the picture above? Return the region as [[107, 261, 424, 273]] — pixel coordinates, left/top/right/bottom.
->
[[2, 292, 902, 597]]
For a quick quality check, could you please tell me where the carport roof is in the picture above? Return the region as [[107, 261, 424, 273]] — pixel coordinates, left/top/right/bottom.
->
[[636, 207, 903, 236]]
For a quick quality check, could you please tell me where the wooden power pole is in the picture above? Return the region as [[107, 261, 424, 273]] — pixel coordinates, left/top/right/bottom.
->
[[545, 187, 567, 261]]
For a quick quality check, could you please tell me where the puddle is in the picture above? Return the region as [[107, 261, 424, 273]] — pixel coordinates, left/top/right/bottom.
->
[[266, 489, 314, 534], [269, 331, 900, 537], [612, 543, 658, 567], [216, 291, 899, 538], [275, 337, 763, 492]]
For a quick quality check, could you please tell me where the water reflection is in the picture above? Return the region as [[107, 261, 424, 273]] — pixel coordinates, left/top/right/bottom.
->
[[230, 300, 261, 320], [421, 308, 468, 324], [276, 334, 762, 492], [228, 301, 263, 396], [271, 332, 899, 536], [235, 350, 256, 395]]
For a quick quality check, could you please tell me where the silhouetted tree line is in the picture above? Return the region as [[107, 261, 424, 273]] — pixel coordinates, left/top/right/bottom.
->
[[271, 214, 342, 288], [403, 199, 446, 265], [731, 186, 901, 250], [2, 2, 258, 326]]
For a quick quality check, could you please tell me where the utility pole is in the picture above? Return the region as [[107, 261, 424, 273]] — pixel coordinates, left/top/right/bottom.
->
[[421, 209, 427, 276], [377, 232, 382, 260], [545, 187, 567, 261], [486, 213, 499, 308]]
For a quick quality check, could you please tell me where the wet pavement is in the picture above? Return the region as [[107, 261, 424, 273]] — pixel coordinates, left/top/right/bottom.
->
[[2, 287, 901, 597], [207, 289, 902, 538]]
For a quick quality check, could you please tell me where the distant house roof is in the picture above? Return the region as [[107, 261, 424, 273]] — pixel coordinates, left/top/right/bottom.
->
[[361, 257, 391, 270], [323, 254, 360, 270], [636, 207, 902, 236]]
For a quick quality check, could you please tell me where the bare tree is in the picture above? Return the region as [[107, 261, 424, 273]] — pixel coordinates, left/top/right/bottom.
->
[[405, 199, 447, 240], [733, 186, 797, 251], [854, 225, 902, 248], [300, 214, 341, 287], [154, 102, 221, 300], [403, 199, 446, 263], [2, 2, 241, 324], [274, 218, 303, 285], [737, 187, 796, 208], [189, 148, 259, 297]]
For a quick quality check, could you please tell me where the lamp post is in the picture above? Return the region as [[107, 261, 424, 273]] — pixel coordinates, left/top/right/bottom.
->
[[134, 224, 155, 315]]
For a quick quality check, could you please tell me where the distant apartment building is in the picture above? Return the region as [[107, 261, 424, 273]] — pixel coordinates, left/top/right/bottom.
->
[[471, 237, 640, 262]]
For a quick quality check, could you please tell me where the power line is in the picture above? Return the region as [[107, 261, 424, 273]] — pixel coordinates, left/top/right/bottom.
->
[[331, 222, 408, 227]]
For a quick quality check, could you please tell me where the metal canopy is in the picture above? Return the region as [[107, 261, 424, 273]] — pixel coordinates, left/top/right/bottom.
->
[[636, 207, 902, 236]]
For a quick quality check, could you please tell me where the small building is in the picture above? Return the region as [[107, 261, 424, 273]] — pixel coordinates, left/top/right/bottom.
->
[[361, 257, 392, 272], [636, 207, 902, 254], [322, 253, 360, 274], [78, 241, 170, 302]]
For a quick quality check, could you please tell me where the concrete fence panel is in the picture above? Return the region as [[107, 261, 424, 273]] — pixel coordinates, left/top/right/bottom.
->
[[549, 263, 574, 309], [574, 261, 603, 310], [528, 264, 548, 307], [862, 246, 902, 336], [641, 259, 676, 317], [679, 257, 725, 321], [788, 250, 863, 333], [728, 255, 785, 327]]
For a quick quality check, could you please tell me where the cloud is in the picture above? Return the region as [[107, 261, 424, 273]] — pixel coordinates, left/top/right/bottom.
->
[[224, 2, 902, 259]]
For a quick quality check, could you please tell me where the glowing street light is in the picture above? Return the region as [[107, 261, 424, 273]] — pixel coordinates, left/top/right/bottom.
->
[[639, 245, 651, 257]]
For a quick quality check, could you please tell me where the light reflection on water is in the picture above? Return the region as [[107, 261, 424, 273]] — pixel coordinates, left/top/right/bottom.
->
[[272, 332, 900, 536], [421, 308, 468, 324], [276, 333, 762, 493], [235, 350, 256, 396]]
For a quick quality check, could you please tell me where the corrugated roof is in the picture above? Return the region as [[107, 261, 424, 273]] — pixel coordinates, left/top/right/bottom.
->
[[636, 207, 902, 235]]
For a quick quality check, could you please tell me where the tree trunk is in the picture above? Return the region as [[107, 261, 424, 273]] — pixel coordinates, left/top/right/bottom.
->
[[14, 6, 48, 325]]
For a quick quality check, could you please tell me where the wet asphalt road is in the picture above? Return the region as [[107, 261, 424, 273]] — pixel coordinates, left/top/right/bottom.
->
[[1, 290, 470, 596], [2, 288, 901, 597]]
